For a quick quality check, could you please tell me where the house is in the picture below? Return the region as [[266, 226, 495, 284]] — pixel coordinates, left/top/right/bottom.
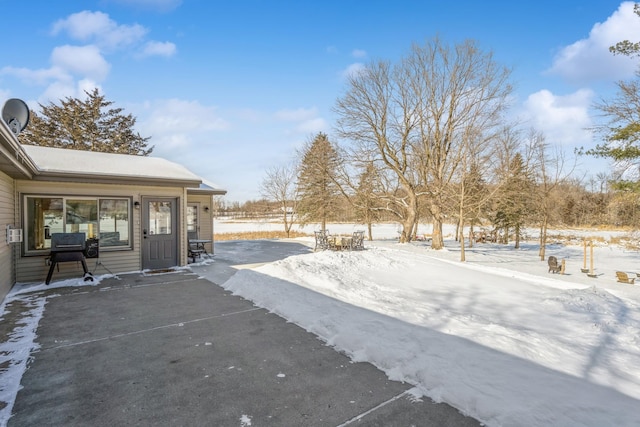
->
[[0, 117, 226, 301]]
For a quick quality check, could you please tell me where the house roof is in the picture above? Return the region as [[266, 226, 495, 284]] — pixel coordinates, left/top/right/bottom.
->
[[189, 178, 227, 196], [0, 117, 226, 192], [21, 144, 214, 188]]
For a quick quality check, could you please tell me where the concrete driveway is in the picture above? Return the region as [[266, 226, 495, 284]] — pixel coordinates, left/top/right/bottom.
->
[[6, 240, 480, 426]]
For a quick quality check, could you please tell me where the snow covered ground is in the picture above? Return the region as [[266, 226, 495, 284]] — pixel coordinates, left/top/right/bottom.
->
[[2, 220, 639, 426], [211, 220, 640, 426]]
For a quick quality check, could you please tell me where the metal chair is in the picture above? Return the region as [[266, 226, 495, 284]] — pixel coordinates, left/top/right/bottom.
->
[[314, 230, 330, 251], [351, 230, 365, 250]]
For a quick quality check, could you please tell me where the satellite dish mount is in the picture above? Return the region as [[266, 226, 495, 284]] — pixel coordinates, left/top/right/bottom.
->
[[2, 98, 30, 136]]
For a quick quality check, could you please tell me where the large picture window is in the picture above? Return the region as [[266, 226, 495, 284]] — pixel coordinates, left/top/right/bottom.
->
[[25, 196, 131, 252]]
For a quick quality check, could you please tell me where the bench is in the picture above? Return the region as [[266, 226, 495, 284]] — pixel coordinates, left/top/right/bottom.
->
[[616, 271, 635, 284], [548, 256, 563, 274]]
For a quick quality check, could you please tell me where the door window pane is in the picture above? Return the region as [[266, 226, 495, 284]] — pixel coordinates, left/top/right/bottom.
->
[[148, 201, 172, 235]]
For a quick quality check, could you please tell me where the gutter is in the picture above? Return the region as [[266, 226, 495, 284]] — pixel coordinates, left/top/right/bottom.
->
[[0, 120, 38, 179]]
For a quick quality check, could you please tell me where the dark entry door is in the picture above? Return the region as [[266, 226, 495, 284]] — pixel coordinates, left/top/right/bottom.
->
[[142, 197, 178, 270]]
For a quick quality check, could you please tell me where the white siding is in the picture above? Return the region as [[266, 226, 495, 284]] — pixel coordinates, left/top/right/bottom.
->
[[15, 180, 190, 284], [0, 171, 16, 300]]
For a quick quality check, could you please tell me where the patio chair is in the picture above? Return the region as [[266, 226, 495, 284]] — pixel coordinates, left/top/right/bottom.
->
[[351, 230, 365, 250], [187, 230, 204, 262], [548, 256, 562, 274], [314, 230, 330, 251]]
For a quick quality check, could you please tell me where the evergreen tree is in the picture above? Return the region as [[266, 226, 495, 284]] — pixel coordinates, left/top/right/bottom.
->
[[609, 3, 640, 57], [354, 161, 382, 240], [493, 153, 533, 248], [20, 88, 153, 156], [296, 132, 341, 231]]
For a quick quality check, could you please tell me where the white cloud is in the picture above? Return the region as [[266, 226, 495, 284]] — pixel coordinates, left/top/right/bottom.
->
[[3, 11, 177, 105], [51, 45, 110, 81], [547, 1, 640, 83], [52, 11, 147, 51], [341, 62, 365, 79], [38, 79, 101, 105], [274, 107, 327, 135], [295, 117, 327, 134], [352, 49, 367, 58], [136, 99, 229, 154], [0, 47, 108, 104], [522, 89, 594, 145], [0, 66, 69, 86], [77, 79, 102, 97], [144, 99, 229, 132], [140, 41, 177, 57]]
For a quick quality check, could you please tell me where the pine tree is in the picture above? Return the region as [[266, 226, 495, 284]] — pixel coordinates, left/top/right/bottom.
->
[[354, 161, 382, 240], [20, 88, 153, 156], [493, 153, 533, 248], [296, 132, 341, 231]]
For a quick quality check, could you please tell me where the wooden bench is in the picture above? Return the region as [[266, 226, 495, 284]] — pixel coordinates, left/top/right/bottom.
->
[[616, 271, 635, 284]]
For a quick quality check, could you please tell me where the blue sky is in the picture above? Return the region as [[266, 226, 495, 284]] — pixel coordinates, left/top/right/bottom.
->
[[1, 0, 639, 201]]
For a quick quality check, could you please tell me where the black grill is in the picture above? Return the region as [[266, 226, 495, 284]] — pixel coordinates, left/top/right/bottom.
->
[[46, 233, 94, 285]]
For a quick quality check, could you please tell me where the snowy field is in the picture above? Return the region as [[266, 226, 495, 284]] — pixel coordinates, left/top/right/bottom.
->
[[1, 219, 639, 426], [213, 220, 640, 426]]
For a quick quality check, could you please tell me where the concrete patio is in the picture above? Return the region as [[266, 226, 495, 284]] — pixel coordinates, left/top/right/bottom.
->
[[4, 240, 480, 426]]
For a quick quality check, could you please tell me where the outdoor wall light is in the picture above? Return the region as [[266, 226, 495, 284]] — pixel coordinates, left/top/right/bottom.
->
[[203, 206, 209, 212], [134, 201, 140, 208]]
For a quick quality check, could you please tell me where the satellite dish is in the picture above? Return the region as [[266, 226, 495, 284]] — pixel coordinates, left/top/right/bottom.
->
[[2, 98, 30, 135]]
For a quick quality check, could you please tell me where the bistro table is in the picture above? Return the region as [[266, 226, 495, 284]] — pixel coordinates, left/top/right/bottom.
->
[[328, 235, 353, 251]]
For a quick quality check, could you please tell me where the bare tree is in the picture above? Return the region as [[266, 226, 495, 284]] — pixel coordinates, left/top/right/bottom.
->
[[335, 59, 419, 243], [454, 132, 501, 261], [260, 163, 298, 237], [335, 37, 513, 247], [411, 38, 513, 249], [527, 129, 575, 261]]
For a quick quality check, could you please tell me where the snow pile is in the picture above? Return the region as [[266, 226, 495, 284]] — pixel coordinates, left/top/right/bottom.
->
[[221, 244, 640, 426]]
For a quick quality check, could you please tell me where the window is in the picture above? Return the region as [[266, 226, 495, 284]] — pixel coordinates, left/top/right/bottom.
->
[[25, 196, 131, 253], [99, 199, 130, 247], [187, 205, 198, 233]]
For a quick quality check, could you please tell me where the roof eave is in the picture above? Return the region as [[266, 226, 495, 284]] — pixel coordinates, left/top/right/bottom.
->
[[187, 187, 227, 196], [31, 171, 203, 188], [0, 123, 38, 179]]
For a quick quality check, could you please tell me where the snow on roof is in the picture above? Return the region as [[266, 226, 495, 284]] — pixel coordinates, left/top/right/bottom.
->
[[22, 144, 202, 184]]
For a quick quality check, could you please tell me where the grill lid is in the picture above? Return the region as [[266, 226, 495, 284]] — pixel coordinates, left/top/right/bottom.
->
[[50, 232, 86, 252]]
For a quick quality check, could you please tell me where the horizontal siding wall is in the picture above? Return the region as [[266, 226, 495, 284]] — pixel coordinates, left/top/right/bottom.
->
[[15, 180, 188, 284], [0, 171, 16, 300]]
